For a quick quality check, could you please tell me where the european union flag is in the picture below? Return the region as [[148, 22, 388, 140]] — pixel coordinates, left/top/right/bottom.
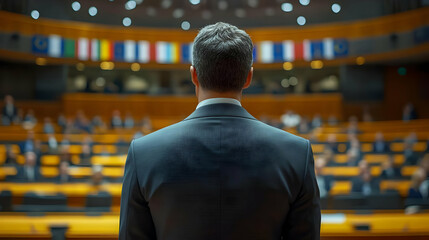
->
[[31, 35, 48, 55], [310, 41, 324, 60], [114, 42, 125, 62], [333, 39, 348, 57]]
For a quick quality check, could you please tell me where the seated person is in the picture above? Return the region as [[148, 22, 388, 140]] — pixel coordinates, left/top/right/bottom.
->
[[373, 132, 390, 153], [380, 155, 402, 179], [55, 161, 74, 183], [111, 110, 123, 128], [315, 158, 334, 198], [14, 151, 43, 182], [351, 160, 380, 196], [2, 95, 17, 123], [404, 142, 419, 166], [43, 117, 55, 134], [346, 148, 361, 167], [91, 165, 107, 186], [405, 168, 428, 214], [325, 134, 338, 153]]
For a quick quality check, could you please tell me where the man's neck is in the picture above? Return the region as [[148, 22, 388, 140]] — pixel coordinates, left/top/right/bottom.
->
[[197, 90, 242, 103]]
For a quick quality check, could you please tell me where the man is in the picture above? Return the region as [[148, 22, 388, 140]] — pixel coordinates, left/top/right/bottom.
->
[[15, 151, 42, 182], [120, 22, 320, 240]]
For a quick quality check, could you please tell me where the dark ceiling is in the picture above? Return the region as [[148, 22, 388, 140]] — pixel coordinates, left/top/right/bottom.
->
[[0, 0, 425, 29]]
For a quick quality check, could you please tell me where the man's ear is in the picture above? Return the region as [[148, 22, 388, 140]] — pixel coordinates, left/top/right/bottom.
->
[[242, 67, 253, 89], [190, 66, 199, 87]]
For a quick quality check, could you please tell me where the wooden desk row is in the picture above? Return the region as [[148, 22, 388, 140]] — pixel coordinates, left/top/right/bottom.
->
[[0, 212, 429, 239]]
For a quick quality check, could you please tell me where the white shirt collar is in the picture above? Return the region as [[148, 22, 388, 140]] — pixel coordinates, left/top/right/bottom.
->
[[196, 98, 241, 109]]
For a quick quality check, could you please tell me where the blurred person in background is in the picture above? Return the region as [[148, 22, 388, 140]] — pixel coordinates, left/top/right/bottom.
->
[[346, 148, 361, 167], [297, 117, 311, 134], [420, 154, 429, 178], [80, 142, 93, 165], [91, 165, 106, 186], [351, 160, 380, 196], [23, 109, 37, 125], [12, 108, 24, 125], [91, 115, 106, 129], [1, 95, 17, 123], [407, 168, 428, 199], [325, 134, 338, 153], [124, 112, 135, 129], [322, 148, 336, 167], [141, 115, 152, 132], [47, 133, 58, 154], [43, 117, 55, 134], [4, 145, 18, 166], [56, 160, 73, 184], [57, 113, 67, 131], [111, 110, 123, 129], [373, 132, 390, 153], [59, 145, 73, 166], [280, 110, 301, 128], [311, 114, 322, 129], [15, 151, 42, 182], [315, 158, 334, 198], [404, 141, 419, 166], [327, 115, 338, 126], [380, 155, 402, 179], [20, 130, 35, 153], [362, 106, 373, 122], [346, 116, 360, 134], [74, 110, 91, 133], [402, 103, 417, 122]]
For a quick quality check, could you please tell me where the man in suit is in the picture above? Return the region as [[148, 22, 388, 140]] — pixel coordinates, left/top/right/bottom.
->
[[120, 22, 320, 240]]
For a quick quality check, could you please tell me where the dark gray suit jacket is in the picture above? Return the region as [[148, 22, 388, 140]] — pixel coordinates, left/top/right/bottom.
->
[[119, 103, 320, 240]]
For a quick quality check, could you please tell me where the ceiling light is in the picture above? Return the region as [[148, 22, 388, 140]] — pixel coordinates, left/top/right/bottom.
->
[[181, 21, 190, 30], [189, 0, 200, 5], [289, 77, 298, 86], [88, 6, 97, 16], [281, 3, 293, 12], [123, 17, 132, 27], [331, 3, 341, 13], [31, 10, 40, 19], [72, 2, 81, 11], [218, 0, 228, 10], [125, 0, 137, 10], [297, 16, 306, 25], [173, 8, 184, 18], [299, 0, 310, 6]]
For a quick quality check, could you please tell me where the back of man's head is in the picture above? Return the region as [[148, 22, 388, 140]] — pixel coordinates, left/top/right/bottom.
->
[[192, 22, 253, 92]]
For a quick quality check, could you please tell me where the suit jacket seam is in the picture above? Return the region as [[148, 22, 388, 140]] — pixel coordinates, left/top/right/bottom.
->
[[182, 116, 258, 122]]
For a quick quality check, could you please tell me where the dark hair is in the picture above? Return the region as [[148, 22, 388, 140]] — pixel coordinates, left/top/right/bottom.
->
[[192, 22, 253, 92]]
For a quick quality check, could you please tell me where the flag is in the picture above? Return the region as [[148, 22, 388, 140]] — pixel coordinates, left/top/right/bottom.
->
[[149, 42, 157, 62], [156, 41, 168, 63], [48, 35, 62, 57], [170, 42, 180, 63], [273, 42, 284, 62], [31, 35, 48, 54], [333, 39, 348, 57], [62, 38, 76, 58], [282, 40, 294, 61], [259, 41, 274, 63], [91, 39, 100, 61], [310, 40, 324, 60], [77, 38, 89, 60], [114, 42, 125, 61], [100, 39, 113, 61], [323, 38, 334, 59], [124, 40, 136, 62], [137, 41, 150, 63], [181, 43, 193, 63]]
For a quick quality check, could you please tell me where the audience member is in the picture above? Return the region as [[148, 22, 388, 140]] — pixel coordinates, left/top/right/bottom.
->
[[1, 95, 18, 123], [74, 110, 91, 133], [15, 152, 42, 182], [80, 143, 93, 165], [346, 116, 360, 134], [311, 114, 322, 129], [141, 116, 153, 131], [362, 106, 373, 122], [111, 110, 123, 128], [351, 160, 380, 196], [315, 158, 334, 198], [4, 145, 18, 166], [91, 165, 106, 186], [124, 112, 135, 129], [57, 113, 67, 131], [373, 132, 390, 153], [325, 134, 338, 153], [346, 148, 361, 167], [43, 117, 55, 134], [402, 103, 417, 122], [56, 161, 73, 184], [280, 110, 301, 128], [12, 108, 24, 125], [404, 142, 419, 166], [405, 168, 428, 214], [327, 115, 338, 126], [23, 109, 37, 125], [297, 117, 310, 134], [47, 133, 58, 154], [20, 131, 35, 153], [380, 155, 402, 179], [321, 148, 336, 167]]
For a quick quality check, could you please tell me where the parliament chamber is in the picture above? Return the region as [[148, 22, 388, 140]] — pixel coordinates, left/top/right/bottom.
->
[[1, 0, 429, 239]]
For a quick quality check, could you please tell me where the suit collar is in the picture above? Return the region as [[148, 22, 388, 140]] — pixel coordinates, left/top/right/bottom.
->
[[184, 103, 256, 121]]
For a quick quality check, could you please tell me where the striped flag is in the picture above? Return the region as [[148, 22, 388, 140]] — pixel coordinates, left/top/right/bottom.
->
[[282, 40, 294, 61], [48, 35, 62, 57], [124, 40, 136, 62], [114, 42, 125, 61], [137, 41, 150, 63], [62, 38, 76, 58], [181, 43, 193, 63], [259, 41, 274, 63], [100, 39, 113, 61], [149, 42, 157, 62], [77, 38, 89, 60], [156, 42, 168, 63], [91, 39, 100, 61], [294, 40, 311, 61]]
